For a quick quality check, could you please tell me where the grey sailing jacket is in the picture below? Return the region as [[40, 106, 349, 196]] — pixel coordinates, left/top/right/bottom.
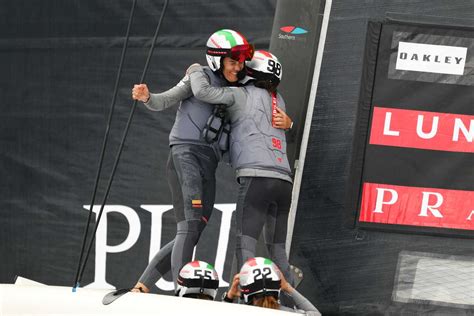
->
[[188, 65, 292, 183], [144, 67, 226, 157]]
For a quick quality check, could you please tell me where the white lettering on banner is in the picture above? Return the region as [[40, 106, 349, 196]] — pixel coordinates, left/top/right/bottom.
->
[[416, 115, 439, 139], [82, 204, 236, 290], [396, 42, 467, 75], [383, 112, 400, 136], [360, 183, 474, 230], [467, 211, 474, 221], [373, 188, 398, 213], [83, 205, 141, 289], [213, 204, 235, 287], [452, 118, 474, 142], [419, 192, 444, 218]]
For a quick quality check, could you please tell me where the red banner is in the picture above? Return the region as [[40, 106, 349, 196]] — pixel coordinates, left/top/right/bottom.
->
[[359, 182, 474, 230], [369, 107, 474, 153]]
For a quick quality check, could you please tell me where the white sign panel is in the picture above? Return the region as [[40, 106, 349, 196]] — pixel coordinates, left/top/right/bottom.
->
[[396, 42, 467, 75]]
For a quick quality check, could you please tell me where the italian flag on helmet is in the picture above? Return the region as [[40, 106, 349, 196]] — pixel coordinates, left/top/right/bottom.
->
[[207, 29, 249, 49], [206, 29, 252, 72]]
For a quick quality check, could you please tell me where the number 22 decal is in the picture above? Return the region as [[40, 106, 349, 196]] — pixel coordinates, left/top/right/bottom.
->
[[253, 267, 271, 279]]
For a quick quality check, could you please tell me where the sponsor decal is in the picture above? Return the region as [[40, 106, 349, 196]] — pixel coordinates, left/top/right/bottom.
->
[[278, 25, 308, 41], [370, 107, 474, 153], [359, 182, 474, 231], [207, 49, 228, 56], [396, 42, 467, 75], [280, 26, 308, 35]]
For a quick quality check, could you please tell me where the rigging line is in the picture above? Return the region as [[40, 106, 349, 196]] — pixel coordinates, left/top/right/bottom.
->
[[76, 0, 170, 288], [72, 0, 137, 292]]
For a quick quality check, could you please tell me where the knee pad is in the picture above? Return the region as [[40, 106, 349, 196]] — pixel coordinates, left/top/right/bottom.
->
[[198, 219, 207, 235], [236, 234, 257, 251], [265, 242, 295, 285], [176, 220, 201, 242], [266, 242, 287, 260], [236, 235, 258, 267]]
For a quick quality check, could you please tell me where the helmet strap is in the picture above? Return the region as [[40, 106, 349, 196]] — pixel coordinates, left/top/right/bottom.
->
[[237, 68, 246, 81], [200, 277, 205, 294]]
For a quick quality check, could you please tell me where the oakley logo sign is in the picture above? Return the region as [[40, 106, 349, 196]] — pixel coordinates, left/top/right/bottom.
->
[[396, 42, 467, 75]]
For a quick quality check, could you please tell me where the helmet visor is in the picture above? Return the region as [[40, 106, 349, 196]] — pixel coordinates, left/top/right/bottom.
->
[[229, 44, 254, 62]]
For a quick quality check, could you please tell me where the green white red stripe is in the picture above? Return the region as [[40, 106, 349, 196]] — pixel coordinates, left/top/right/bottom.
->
[[210, 29, 248, 48]]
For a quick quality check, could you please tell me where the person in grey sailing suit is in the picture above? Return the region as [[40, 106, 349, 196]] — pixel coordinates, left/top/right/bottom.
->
[[130, 29, 257, 292], [187, 50, 296, 285]]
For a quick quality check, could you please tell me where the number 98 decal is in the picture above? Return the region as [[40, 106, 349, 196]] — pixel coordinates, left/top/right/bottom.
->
[[267, 59, 282, 77]]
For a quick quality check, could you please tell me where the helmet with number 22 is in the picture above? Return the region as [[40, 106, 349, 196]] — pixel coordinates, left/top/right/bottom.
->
[[239, 257, 281, 304]]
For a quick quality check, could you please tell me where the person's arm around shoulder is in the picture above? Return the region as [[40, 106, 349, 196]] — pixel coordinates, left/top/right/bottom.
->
[[187, 64, 240, 107], [272, 93, 293, 130], [273, 107, 293, 130], [131, 75, 193, 112], [280, 272, 321, 316]]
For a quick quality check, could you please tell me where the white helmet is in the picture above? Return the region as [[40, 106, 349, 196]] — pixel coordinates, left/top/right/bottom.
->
[[245, 50, 282, 86], [239, 257, 281, 304], [176, 260, 219, 300], [206, 29, 254, 72]]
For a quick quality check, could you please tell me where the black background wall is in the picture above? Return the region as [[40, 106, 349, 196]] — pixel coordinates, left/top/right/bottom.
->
[[1, 1, 473, 315], [291, 1, 474, 315], [0, 0, 276, 291]]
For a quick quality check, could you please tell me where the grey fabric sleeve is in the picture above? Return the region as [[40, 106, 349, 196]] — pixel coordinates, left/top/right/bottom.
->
[[286, 288, 322, 316], [277, 92, 286, 112], [143, 75, 193, 111], [188, 65, 245, 107]]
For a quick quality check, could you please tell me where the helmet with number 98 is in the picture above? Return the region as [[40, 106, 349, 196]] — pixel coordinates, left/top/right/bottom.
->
[[239, 257, 281, 304], [176, 261, 219, 300], [245, 50, 282, 88], [206, 29, 254, 72]]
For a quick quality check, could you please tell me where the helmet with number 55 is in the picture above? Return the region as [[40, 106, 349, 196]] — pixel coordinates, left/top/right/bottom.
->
[[176, 260, 219, 300], [239, 257, 281, 304]]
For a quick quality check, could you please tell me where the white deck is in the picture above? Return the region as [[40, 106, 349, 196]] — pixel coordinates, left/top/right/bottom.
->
[[0, 281, 293, 315]]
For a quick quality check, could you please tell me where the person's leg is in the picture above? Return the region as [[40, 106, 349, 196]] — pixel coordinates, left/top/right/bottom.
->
[[170, 145, 217, 288], [235, 177, 270, 270], [133, 152, 180, 292], [135, 240, 174, 292], [200, 148, 217, 227], [263, 179, 296, 285]]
